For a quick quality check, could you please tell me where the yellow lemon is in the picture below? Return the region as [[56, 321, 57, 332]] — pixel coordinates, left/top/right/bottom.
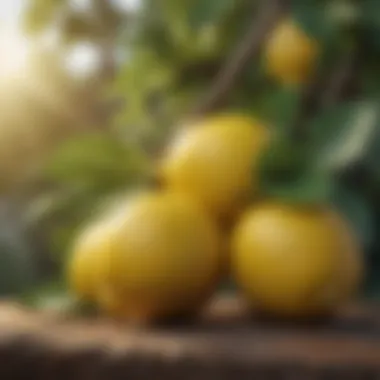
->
[[83, 191, 222, 323], [264, 19, 319, 85], [160, 114, 268, 222], [232, 202, 364, 318], [67, 211, 123, 301]]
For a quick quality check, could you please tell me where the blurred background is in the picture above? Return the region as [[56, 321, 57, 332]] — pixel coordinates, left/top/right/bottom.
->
[[0, 0, 379, 307]]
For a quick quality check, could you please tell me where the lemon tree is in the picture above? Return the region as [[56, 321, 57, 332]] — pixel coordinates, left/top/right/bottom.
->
[[19, 0, 380, 312]]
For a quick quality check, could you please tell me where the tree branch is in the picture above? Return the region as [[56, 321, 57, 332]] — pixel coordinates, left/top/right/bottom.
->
[[292, 49, 360, 140], [319, 50, 360, 109], [192, 0, 289, 117]]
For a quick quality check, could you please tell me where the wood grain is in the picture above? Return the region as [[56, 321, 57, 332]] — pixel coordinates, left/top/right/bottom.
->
[[0, 295, 379, 379]]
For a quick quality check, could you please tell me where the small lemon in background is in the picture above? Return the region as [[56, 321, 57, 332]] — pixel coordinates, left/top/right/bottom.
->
[[264, 19, 320, 85]]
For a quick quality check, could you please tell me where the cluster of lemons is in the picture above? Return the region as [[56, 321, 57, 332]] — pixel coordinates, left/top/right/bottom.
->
[[67, 19, 364, 324]]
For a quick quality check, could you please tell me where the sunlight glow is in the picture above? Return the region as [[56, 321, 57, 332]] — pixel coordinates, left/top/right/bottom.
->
[[65, 43, 100, 77], [70, 0, 141, 12], [0, 28, 30, 82]]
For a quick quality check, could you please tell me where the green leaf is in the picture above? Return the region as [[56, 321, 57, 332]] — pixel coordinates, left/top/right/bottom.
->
[[358, 0, 380, 54], [260, 169, 332, 205], [253, 86, 303, 133], [258, 134, 333, 204], [292, 0, 337, 44], [360, 0, 380, 30], [45, 133, 150, 190], [326, 0, 359, 29], [20, 280, 97, 316], [188, 0, 235, 30], [309, 101, 379, 172], [21, 279, 65, 304], [361, 66, 380, 97], [330, 185, 374, 251], [26, 186, 102, 228]]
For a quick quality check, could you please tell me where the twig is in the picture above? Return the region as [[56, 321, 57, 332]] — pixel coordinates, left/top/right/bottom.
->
[[319, 50, 360, 109], [192, 0, 289, 117], [294, 77, 326, 135], [292, 49, 360, 140]]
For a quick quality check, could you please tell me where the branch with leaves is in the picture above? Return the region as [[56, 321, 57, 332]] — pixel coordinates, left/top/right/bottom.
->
[[192, 0, 289, 117]]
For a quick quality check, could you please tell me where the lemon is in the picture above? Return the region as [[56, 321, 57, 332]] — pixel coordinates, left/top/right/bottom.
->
[[67, 213, 121, 301], [69, 191, 222, 323], [264, 19, 319, 85], [160, 114, 268, 222], [108, 191, 222, 322], [232, 202, 364, 318]]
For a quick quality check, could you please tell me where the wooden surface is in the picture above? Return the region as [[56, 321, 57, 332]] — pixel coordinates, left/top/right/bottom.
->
[[0, 295, 380, 379]]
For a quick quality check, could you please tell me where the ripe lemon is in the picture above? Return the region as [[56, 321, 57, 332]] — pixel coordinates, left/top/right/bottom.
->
[[231, 202, 364, 318], [77, 191, 222, 323], [67, 212, 122, 301], [264, 19, 319, 85], [160, 114, 268, 221]]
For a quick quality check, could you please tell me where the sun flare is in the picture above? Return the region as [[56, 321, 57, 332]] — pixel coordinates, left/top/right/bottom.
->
[[0, 27, 30, 82]]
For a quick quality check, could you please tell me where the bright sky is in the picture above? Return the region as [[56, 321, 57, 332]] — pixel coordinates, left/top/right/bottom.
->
[[0, 1, 23, 33], [0, 0, 140, 76]]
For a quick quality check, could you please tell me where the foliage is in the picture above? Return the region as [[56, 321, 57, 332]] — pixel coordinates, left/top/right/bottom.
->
[[26, 131, 151, 262], [0, 201, 41, 296], [24, 0, 127, 44]]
